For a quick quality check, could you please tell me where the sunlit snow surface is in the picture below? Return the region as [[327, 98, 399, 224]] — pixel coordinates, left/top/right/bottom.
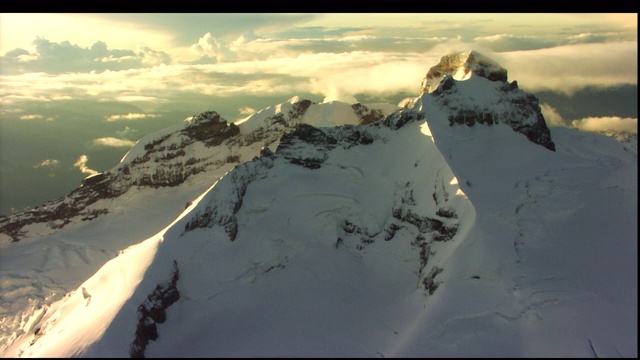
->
[[1, 87, 636, 357]]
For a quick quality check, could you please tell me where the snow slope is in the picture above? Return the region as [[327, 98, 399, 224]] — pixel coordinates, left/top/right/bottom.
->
[[0, 51, 636, 357]]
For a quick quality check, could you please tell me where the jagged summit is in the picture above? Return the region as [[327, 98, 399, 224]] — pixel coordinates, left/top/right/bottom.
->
[[413, 50, 555, 152], [421, 50, 508, 94]]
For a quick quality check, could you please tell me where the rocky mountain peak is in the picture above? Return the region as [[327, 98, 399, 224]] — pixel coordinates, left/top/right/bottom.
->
[[421, 50, 508, 94]]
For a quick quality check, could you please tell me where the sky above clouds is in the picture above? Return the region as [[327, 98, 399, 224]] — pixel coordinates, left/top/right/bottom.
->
[[0, 13, 637, 215]]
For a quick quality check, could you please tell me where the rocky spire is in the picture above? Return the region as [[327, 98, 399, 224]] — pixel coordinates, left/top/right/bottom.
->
[[421, 50, 508, 93]]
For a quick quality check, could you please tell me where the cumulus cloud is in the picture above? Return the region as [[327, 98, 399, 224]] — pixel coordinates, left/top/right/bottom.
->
[[190, 33, 234, 62], [91, 137, 136, 147], [73, 155, 99, 176], [92, 137, 136, 147], [238, 106, 256, 116], [33, 159, 59, 168], [571, 116, 637, 134], [105, 113, 159, 121], [0, 37, 171, 74], [19, 114, 43, 120]]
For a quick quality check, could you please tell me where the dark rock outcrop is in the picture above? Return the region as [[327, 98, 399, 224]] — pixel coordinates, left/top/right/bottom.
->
[[421, 50, 508, 93], [130, 260, 181, 358]]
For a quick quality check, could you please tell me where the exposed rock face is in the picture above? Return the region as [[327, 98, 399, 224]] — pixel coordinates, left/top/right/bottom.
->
[[276, 123, 379, 169], [421, 50, 508, 94], [130, 260, 181, 358], [182, 111, 240, 147], [351, 103, 386, 125]]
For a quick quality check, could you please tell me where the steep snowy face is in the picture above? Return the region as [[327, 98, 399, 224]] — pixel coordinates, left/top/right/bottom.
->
[[412, 51, 555, 151], [420, 50, 508, 94]]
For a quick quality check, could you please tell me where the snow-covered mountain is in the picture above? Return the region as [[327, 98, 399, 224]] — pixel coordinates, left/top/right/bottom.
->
[[0, 51, 636, 358]]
